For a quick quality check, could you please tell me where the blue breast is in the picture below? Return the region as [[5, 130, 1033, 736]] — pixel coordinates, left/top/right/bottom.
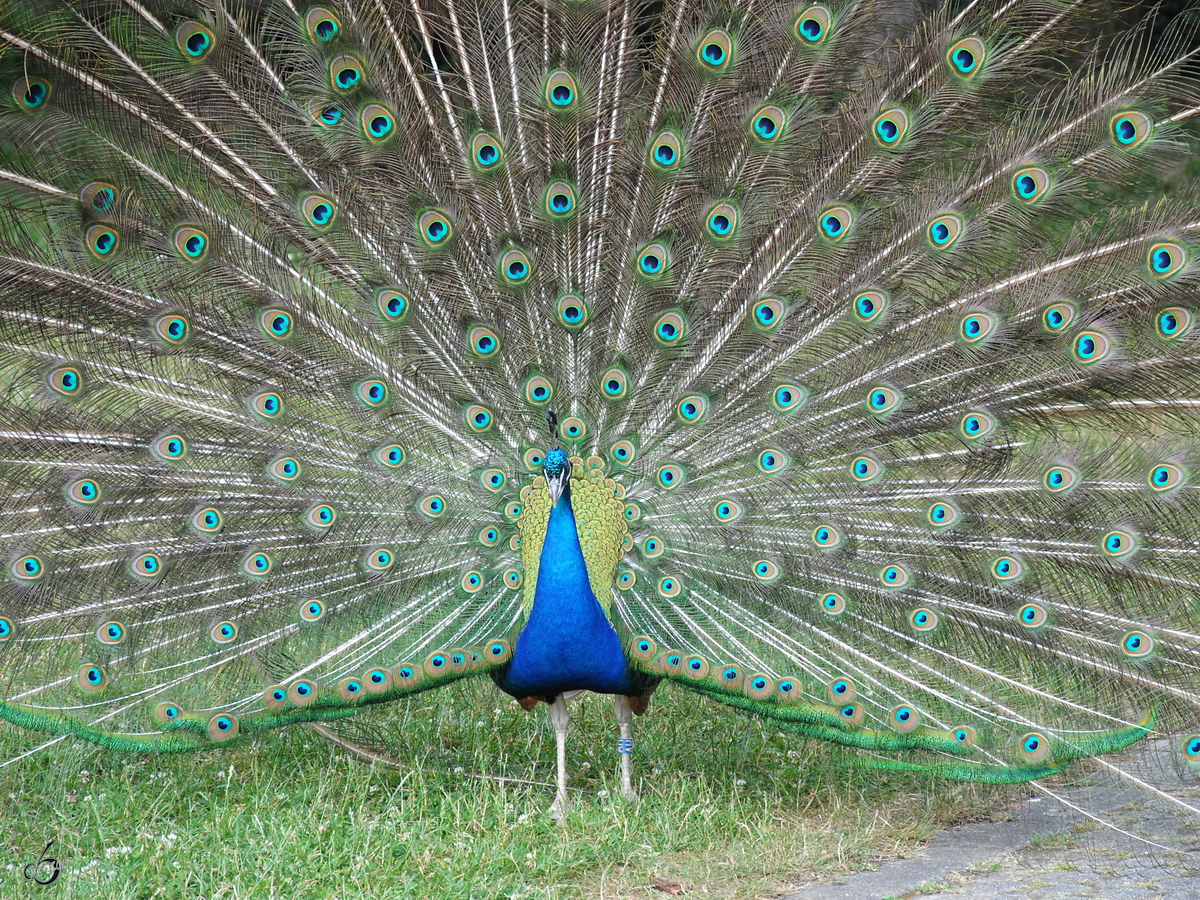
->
[[499, 494, 636, 697]]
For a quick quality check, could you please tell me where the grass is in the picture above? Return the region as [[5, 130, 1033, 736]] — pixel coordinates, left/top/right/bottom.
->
[[0, 680, 1020, 899]]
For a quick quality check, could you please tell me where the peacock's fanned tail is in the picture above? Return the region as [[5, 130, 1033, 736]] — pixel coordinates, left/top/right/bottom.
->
[[0, 0, 1198, 791]]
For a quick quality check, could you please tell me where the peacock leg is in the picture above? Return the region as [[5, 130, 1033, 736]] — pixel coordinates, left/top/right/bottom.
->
[[548, 693, 571, 823], [614, 695, 637, 801]]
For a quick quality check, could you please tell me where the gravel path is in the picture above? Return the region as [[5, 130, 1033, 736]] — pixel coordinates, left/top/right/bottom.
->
[[780, 742, 1200, 900]]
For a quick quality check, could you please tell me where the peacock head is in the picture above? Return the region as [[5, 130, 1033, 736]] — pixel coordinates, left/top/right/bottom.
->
[[544, 447, 571, 506]]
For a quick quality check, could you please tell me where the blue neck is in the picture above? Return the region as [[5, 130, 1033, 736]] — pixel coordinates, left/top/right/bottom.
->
[[499, 493, 635, 697]]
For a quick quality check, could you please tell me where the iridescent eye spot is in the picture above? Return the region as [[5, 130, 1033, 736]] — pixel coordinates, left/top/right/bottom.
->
[[757, 449, 788, 473], [472, 132, 504, 169], [744, 674, 773, 700], [191, 507, 223, 534], [854, 290, 887, 323], [889, 705, 920, 733], [960, 411, 995, 439], [242, 552, 273, 577], [560, 416, 586, 441], [697, 28, 733, 69], [173, 226, 209, 260], [80, 181, 116, 213], [658, 576, 681, 598], [355, 380, 388, 408], [826, 678, 855, 702], [1102, 529, 1135, 558], [78, 664, 107, 691], [304, 8, 341, 42], [250, 391, 285, 420], [657, 464, 684, 489], [1121, 630, 1155, 658], [706, 202, 737, 239], [953, 726, 976, 747], [503, 569, 522, 590], [465, 404, 493, 432], [812, 525, 841, 548], [67, 478, 102, 506], [910, 608, 938, 632], [751, 106, 786, 143], [317, 104, 342, 127], [618, 570, 636, 591], [479, 526, 500, 547], [329, 54, 364, 91], [499, 249, 532, 284], [841, 702, 864, 724], [676, 394, 707, 423], [1147, 241, 1187, 278], [9, 555, 43, 582], [300, 600, 325, 622], [155, 701, 183, 722], [523, 448, 545, 470], [1017, 603, 1048, 629], [866, 386, 900, 414], [505, 500, 522, 521], [991, 556, 1022, 581], [1156, 306, 1192, 340], [927, 213, 963, 248], [305, 504, 336, 529], [419, 494, 446, 518], [461, 570, 484, 593], [850, 456, 881, 482], [773, 383, 804, 412], [175, 21, 215, 59], [1073, 330, 1112, 364], [610, 440, 635, 465], [1110, 110, 1152, 148], [960, 312, 995, 343], [1043, 465, 1078, 493], [819, 206, 852, 241], [637, 243, 669, 277], [1011, 166, 1050, 203], [374, 444, 405, 469], [418, 210, 453, 246], [131, 553, 162, 579], [751, 298, 785, 332], [480, 469, 506, 493], [48, 366, 83, 396], [640, 535, 665, 559], [154, 434, 188, 461], [623, 502, 641, 522], [795, 6, 831, 44], [879, 564, 910, 588], [154, 314, 189, 345], [365, 548, 394, 571], [1020, 732, 1050, 762], [712, 499, 742, 522], [753, 559, 780, 582], [927, 501, 959, 527], [360, 103, 395, 141], [1042, 301, 1075, 332], [14, 78, 51, 109], [650, 131, 683, 170], [301, 194, 336, 229], [821, 592, 846, 615], [653, 310, 686, 345], [544, 180, 577, 219], [96, 621, 125, 645], [211, 621, 238, 644], [946, 36, 985, 77], [545, 70, 578, 108], [557, 294, 589, 329], [1182, 734, 1200, 760], [85, 224, 119, 257], [269, 456, 302, 482], [1148, 463, 1185, 491], [872, 107, 908, 146], [600, 367, 628, 400]]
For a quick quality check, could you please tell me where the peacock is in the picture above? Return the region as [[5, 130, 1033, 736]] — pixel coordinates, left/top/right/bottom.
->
[[1, 0, 1199, 833]]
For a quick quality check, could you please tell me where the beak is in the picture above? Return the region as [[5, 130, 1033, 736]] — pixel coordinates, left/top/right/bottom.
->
[[547, 471, 567, 507]]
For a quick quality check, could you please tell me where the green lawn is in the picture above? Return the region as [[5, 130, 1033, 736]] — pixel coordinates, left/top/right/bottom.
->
[[0, 680, 1016, 899]]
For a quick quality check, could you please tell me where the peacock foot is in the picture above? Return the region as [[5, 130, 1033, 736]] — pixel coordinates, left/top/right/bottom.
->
[[548, 792, 571, 824]]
